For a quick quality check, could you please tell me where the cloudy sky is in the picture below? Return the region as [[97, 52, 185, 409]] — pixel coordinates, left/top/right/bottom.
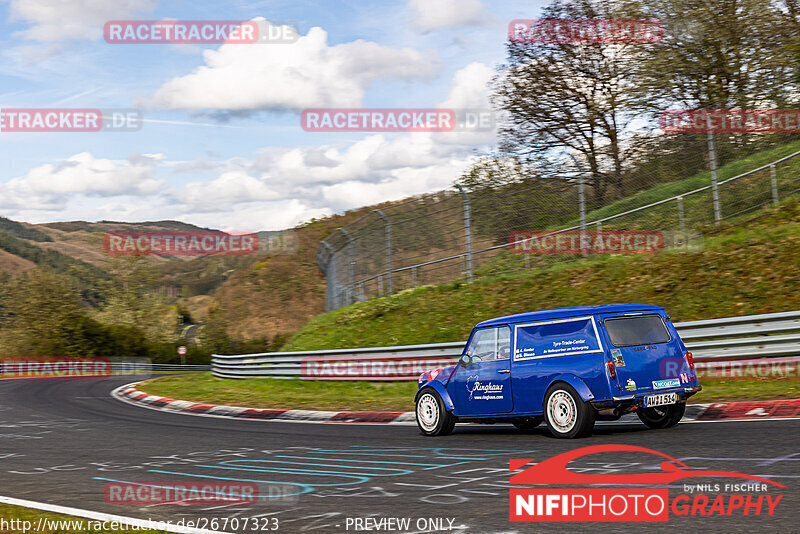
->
[[0, 0, 547, 231]]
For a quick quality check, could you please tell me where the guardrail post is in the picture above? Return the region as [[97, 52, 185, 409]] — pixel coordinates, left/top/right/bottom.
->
[[374, 209, 393, 294], [770, 164, 779, 205], [677, 196, 686, 234], [707, 131, 722, 224], [455, 184, 473, 281]]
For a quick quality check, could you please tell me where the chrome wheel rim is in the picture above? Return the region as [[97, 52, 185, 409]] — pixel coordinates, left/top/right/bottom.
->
[[417, 393, 439, 431], [548, 390, 577, 433]]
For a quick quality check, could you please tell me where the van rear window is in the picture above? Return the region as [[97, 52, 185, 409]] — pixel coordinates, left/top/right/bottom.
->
[[604, 315, 670, 347]]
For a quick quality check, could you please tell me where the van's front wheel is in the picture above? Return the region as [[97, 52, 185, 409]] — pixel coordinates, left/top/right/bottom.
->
[[637, 402, 686, 429], [416, 388, 455, 436], [543, 384, 596, 439]]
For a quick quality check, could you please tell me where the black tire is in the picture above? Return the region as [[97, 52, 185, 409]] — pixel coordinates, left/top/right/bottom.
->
[[513, 417, 543, 431], [637, 402, 686, 429], [543, 383, 596, 439], [415, 388, 456, 436]]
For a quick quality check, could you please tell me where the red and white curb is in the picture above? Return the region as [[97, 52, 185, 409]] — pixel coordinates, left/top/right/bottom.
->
[[112, 383, 416, 424], [113, 383, 800, 425]]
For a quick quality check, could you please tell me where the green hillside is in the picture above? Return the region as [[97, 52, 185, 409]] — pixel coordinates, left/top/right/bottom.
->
[[282, 198, 800, 351]]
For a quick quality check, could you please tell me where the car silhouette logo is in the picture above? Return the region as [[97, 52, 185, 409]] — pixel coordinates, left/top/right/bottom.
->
[[510, 444, 786, 487]]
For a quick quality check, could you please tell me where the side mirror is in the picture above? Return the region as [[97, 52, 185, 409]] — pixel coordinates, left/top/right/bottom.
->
[[459, 354, 471, 368]]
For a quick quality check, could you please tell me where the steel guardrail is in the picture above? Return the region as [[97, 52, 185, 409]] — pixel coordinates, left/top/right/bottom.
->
[[211, 310, 800, 379]]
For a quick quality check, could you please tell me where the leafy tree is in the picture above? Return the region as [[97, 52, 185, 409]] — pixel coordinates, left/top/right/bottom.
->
[[0, 270, 151, 357], [634, 0, 798, 111]]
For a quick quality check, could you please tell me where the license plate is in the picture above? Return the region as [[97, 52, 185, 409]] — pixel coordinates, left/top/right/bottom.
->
[[644, 392, 677, 408]]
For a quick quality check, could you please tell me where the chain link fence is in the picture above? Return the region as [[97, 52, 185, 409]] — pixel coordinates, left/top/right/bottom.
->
[[317, 135, 800, 311]]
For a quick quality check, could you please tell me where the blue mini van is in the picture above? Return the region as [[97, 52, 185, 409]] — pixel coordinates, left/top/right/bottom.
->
[[415, 304, 702, 438]]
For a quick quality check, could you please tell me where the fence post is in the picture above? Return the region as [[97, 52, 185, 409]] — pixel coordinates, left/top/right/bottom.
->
[[595, 221, 602, 253], [319, 241, 336, 311], [579, 175, 587, 256], [770, 164, 779, 205], [412, 265, 417, 288], [374, 209, 393, 294], [337, 228, 355, 305], [455, 185, 473, 281], [707, 131, 722, 224], [677, 196, 686, 234]]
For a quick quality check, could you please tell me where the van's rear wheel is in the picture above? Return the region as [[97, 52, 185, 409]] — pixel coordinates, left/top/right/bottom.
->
[[543, 384, 596, 439], [637, 402, 686, 429], [416, 388, 455, 436]]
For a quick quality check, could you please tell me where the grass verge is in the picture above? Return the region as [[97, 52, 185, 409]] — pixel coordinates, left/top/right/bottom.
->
[[137, 373, 798, 412], [137, 373, 417, 412], [0, 504, 170, 533]]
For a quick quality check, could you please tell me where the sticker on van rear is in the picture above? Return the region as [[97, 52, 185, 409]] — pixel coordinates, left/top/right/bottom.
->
[[612, 349, 625, 366], [652, 378, 680, 389]]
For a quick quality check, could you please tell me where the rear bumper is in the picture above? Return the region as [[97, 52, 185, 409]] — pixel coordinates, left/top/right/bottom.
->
[[593, 385, 702, 413]]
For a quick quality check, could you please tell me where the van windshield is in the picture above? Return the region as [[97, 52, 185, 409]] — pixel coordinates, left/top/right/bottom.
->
[[604, 315, 671, 347]]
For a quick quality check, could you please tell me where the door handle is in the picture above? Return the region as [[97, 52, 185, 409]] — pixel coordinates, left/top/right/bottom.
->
[[497, 369, 511, 374]]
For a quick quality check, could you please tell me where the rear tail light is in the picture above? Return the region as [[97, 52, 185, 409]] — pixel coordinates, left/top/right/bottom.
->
[[606, 359, 617, 380], [685, 351, 695, 370]]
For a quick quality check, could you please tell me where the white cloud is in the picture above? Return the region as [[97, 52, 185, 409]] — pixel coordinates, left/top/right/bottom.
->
[[8, 0, 158, 42], [439, 61, 494, 109], [2, 63, 498, 230], [408, 0, 488, 31], [178, 171, 281, 212], [146, 21, 441, 111], [0, 152, 165, 210]]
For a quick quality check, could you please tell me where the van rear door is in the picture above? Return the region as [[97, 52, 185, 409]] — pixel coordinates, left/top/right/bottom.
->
[[598, 312, 685, 395]]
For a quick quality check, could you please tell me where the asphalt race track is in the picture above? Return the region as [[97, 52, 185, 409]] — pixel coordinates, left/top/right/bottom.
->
[[0, 377, 797, 534]]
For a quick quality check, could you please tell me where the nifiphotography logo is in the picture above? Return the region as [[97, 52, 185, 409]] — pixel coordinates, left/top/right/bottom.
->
[[509, 445, 785, 522], [466, 375, 504, 400]]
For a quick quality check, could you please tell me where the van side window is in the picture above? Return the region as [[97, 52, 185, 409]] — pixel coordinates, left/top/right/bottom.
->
[[468, 328, 496, 362], [467, 326, 512, 362], [497, 326, 511, 359], [604, 315, 671, 347]]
